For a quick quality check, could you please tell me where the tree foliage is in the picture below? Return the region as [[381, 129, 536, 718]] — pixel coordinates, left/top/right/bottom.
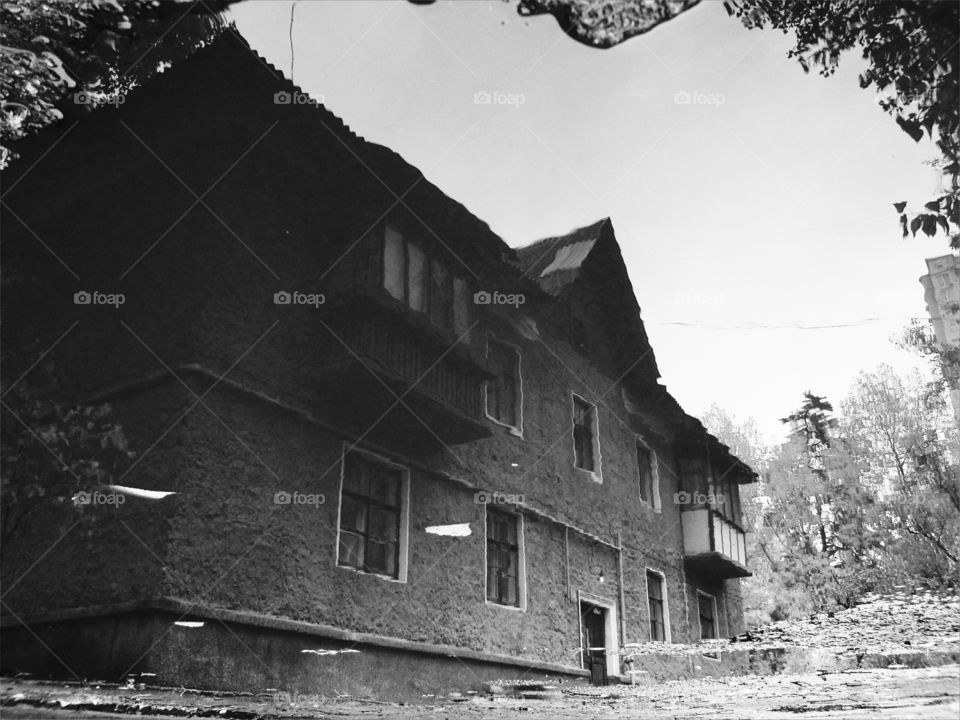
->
[[1, 0, 232, 167], [0, 360, 135, 556], [725, 0, 960, 248], [706, 365, 959, 626]]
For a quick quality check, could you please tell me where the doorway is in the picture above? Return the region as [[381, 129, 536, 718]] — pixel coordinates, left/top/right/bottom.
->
[[579, 601, 608, 685]]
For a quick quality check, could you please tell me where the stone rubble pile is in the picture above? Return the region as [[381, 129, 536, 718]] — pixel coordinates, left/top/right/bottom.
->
[[622, 588, 960, 661], [730, 589, 960, 654]]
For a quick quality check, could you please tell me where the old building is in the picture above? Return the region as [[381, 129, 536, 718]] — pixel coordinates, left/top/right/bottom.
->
[[1, 31, 756, 699]]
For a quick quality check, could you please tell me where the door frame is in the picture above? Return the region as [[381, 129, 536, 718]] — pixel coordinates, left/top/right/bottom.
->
[[577, 590, 620, 677]]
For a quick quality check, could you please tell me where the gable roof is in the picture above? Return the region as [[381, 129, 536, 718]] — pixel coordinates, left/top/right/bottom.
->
[[515, 218, 609, 293]]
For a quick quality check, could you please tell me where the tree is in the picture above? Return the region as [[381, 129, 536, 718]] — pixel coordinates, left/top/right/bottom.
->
[[724, 0, 959, 248], [0, 360, 135, 557], [1, 0, 232, 167], [841, 364, 960, 583]]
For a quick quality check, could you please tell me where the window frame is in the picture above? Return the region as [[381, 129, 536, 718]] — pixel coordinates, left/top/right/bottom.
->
[[484, 334, 523, 436], [636, 436, 661, 512], [382, 223, 471, 342], [696, 590, 719, 640], [571, 393, 602, 482], [483, 506, 526, 610], [645, 568, 671, 642], [335, 446, 410, 583]]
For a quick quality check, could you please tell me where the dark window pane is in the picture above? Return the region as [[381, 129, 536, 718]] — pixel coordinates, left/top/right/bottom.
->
[[638, 444, 652, 501], [383, 225, 405, 301], [368, 468, 399, 507], [365, 540, 397, 576], [343, 456, 369, 496], [487, 341, 519, 427], [698, 595, 716, 639], [486, 511, 519, 607], [407, 242, 426, 312], [429, 259, 452, 330], [368, 507, 398, 541], [340, 496, 367, 533], [573, 398, 595, 471], [647, 572, 666, 641], [339, 532, 364, 569]]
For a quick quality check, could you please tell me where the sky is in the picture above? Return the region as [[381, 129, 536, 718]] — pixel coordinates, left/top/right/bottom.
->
[[229, 0, 951, 442]]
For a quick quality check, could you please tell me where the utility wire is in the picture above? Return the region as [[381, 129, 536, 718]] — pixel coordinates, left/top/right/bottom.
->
[[652, 316, 930, 330]]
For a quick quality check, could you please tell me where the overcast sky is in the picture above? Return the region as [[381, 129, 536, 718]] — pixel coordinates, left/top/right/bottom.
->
[[229, 0, 951, 441]]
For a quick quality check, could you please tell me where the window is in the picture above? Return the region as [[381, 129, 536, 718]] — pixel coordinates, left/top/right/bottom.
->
[[646, 571, 668, 641], [486, 509, 522, 607], [711, 472, 742, 526], [637, 439, 660, 510], [383, 224, 470, 341], [697, 592, 717, 639], [338, 451, 407, 580], [572, 395, 599, 476], [486, 338, 522, 432]]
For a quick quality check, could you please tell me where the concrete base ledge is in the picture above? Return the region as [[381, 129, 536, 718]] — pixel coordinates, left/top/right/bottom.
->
[[1, 599, 589, 700]]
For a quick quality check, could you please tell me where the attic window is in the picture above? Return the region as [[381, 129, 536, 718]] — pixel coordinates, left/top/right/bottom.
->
[[383, 224, 471, 342]]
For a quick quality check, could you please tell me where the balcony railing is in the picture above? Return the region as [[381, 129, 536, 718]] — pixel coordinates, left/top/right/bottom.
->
[[681, 506, 750, 579], [313, 297, 492, 449]]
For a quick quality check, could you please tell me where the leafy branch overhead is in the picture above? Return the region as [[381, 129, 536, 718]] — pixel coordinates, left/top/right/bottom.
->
[[0, 0, 233, 168], [722, 0, 959, 247], [506, 0, 960, 248]]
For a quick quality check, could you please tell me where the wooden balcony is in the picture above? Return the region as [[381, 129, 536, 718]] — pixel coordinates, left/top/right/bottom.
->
[[681, 507, 750, 580], [313, 295, 491, 449]]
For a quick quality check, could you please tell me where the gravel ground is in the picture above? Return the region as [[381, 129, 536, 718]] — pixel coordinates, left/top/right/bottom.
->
[[2, 665, 959, 719], [3, 591, 958, 719]]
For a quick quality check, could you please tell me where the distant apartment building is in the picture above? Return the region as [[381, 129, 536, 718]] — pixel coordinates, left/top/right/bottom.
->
[[920, 254, 960, 426]]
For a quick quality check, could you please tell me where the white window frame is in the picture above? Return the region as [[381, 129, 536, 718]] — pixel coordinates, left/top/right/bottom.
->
[[484, 334, 523, 437], [696, 590, 719, 640], [571, 393, 602, 483], [644, 568, 671, 643], [483, 505, 527, 611], [636, 436, 661, 512], [576, 591, 620, 676], [334, 444, 410, 584]]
